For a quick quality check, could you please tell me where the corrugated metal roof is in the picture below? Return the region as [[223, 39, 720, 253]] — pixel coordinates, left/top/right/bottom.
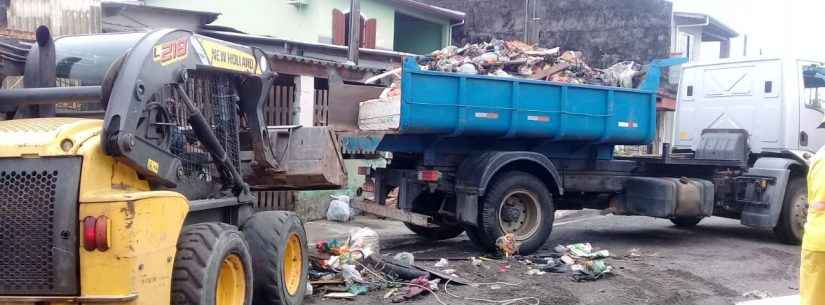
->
[[270, 53, 379, 73], [201, 29, 412, 73]]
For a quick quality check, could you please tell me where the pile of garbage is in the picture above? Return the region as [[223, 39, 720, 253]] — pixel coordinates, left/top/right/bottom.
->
[[520, 243, 614, 281], [308, 227, 614, 303], [357, 39, 645, 132], [418, 40, 643, 88], [310, 227, 441, 302]]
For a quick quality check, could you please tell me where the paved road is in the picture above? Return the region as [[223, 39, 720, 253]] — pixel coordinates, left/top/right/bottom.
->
[[306, 212, 801, 305]]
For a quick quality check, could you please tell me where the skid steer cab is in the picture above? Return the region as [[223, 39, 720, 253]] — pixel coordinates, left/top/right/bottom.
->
[[0, 27, 346, 305]]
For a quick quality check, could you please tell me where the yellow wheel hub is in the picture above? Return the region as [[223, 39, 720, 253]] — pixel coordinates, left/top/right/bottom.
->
[[216, 254, 246, 305], [283, 233, 303, 296]]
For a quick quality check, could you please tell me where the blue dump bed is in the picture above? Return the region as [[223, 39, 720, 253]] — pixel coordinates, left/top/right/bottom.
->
[[343, 57, 686, 155], [400, 58, 674, 143]]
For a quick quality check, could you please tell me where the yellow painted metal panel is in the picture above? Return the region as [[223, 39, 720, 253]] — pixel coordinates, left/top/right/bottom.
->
[[79, 196, 189, 305]]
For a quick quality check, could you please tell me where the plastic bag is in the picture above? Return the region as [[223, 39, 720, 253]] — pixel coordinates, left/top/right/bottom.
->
[[347, 227, 380, 259], [326, 195, 352, 222], [341, 264, 364, 285], [393, 252, 415, 266]]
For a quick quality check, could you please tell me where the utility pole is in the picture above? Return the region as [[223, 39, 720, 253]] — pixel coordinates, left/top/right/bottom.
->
[[347, 0, 361, 65], [523, 0, 530, 43], [743, 34, 748, 57]]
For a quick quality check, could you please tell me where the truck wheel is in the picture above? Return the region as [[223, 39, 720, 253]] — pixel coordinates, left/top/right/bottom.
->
[[670, 217, 703, 227], [242, 211, 308, 305], [404, 222, 464, 240], [774, 178, 807, 245], [172, 223, 253, 305], [478, 171, 555, 254]]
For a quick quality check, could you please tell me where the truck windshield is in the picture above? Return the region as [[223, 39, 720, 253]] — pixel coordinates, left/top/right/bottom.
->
[[54, 32, 146, 86], [804, 64, 825, 112]]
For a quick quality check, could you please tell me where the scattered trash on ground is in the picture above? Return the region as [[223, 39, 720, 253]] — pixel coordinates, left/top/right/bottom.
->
[[495, 233, 519, 258], [322, 292, 356, 299], [434, 258, 449, 267], [625, 248, 658, 259], [309, 229, 615, 303], [743, 290, 771, 299], [525, 268, 546, 276], [326, 194, 352, 222], [393, 252, 415, 266], [305, 282, 313, 296], [347, 283, 369, 296]]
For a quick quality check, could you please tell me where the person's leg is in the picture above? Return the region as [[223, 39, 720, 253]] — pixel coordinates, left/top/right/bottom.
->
[[801, 249, 825, 305]]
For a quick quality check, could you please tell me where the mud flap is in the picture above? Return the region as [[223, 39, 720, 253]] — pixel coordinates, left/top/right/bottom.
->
[[455, 191, 479, 227], [739, 167, 789, 228]]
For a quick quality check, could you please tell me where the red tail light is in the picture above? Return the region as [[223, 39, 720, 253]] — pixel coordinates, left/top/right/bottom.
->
[[82, 216, 97, 251], [83, 215, 110, 252], [417, 170, 441, 182], [95, 216, 110, 251], [357, 166, 371, 175]]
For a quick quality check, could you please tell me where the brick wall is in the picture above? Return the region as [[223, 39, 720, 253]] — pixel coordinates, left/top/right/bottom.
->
[[418, 0, 672, 68]]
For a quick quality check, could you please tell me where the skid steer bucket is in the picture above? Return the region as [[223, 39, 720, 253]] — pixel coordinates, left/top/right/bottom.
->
[[244, 126, 347, 190]]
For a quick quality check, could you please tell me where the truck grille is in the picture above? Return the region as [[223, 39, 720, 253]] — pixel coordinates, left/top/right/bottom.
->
[[0, 157, 80, 295]]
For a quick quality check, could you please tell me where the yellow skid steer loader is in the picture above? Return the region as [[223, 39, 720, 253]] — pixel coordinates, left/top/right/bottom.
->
[[0, 26, 346, 305]]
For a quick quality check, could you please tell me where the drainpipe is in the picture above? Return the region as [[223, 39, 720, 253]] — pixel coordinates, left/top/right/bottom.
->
[[524, 0, 530, 43], [347, 0, 361, 65]]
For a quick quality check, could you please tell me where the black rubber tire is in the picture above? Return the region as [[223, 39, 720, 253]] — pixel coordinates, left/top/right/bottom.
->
[[477, 171, 555, 255], [404, 222, 464, 240], [171, 223, 253, 305], [464, 226, 494, 251], [774, 178, 807, 245], [670, 217, 703, 227], [242, 211, 308, 305]]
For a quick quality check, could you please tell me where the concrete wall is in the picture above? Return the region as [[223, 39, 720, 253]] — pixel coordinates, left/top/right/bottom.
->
[[416, 0, 672, 68]]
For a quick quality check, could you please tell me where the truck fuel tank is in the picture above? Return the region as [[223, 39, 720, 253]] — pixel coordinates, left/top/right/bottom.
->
[[616, 177, 715, 219]]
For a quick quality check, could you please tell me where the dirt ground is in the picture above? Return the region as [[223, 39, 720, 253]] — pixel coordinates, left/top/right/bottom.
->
[[305, 211, 800, 305]]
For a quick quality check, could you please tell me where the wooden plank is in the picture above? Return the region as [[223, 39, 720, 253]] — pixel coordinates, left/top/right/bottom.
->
[[351, 199, 432, 226], [530, 63, 571, 80]]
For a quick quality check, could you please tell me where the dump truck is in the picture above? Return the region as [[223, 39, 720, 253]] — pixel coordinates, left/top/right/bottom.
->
[[341, 56, 825, 254], [0, 27, 346, 305]]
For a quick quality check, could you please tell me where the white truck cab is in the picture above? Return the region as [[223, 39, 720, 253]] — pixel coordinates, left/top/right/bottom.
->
[[674, 57, 825, 165]]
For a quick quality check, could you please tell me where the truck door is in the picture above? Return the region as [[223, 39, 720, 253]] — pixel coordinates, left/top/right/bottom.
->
[[798, 62, 825, 152], [674, 61, 783, 153]]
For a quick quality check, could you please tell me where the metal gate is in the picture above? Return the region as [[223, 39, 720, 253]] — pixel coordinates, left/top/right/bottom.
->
[[256, 74, 296, 211], [314, 78, 329, 126]]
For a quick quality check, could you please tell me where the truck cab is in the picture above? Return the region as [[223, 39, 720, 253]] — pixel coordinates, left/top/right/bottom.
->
[[658, 57, 825, 244], [674, 57, 825, 164]]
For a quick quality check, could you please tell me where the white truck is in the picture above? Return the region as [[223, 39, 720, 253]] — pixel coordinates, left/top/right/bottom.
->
[[667, 57, 825, 243]]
